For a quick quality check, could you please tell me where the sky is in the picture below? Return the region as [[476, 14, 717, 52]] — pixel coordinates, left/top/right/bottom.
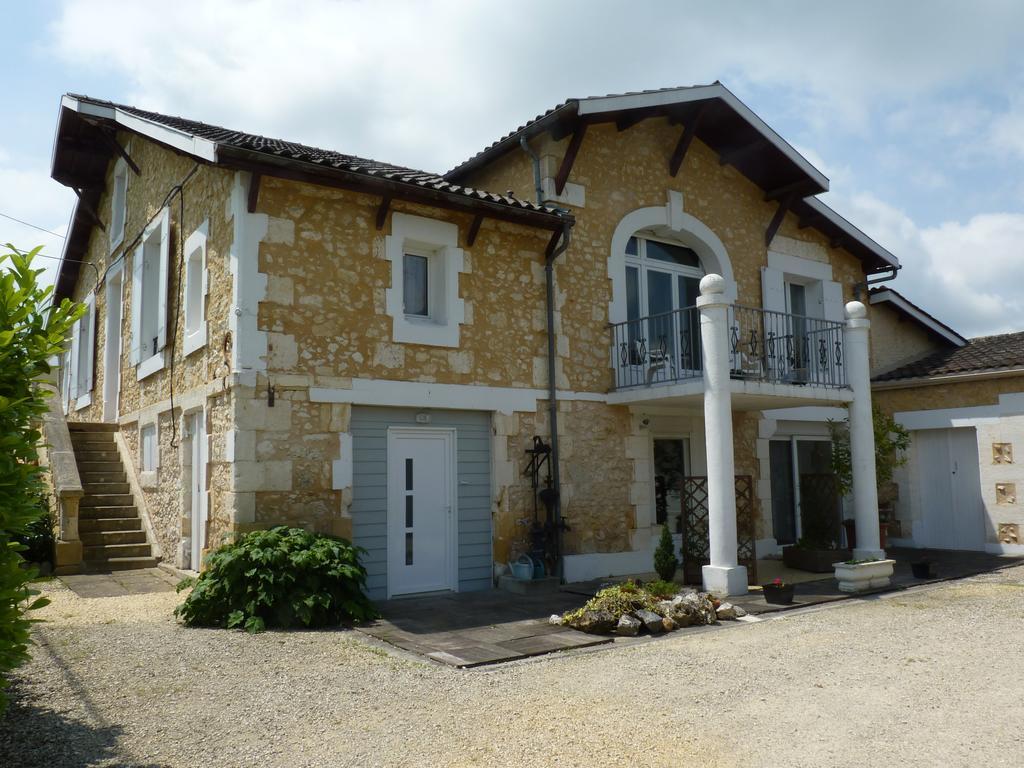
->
[[3, 0, 1023, 337]]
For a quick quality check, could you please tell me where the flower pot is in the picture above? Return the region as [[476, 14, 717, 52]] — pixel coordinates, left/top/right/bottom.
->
[[833, 559, 895, 593], [911, 561, 934, 579], [762, 583, 795, 605]]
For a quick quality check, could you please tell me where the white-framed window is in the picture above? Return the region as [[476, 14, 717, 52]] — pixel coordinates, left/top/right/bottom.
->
[[182, 220, 209, 356], [384, 212, 466, 348], [623, 233, 704, 372], [130, 207, 170, 380], [140, 422, 159, 472], [68, 291, 96, 409], [109, 157, 129, 252]]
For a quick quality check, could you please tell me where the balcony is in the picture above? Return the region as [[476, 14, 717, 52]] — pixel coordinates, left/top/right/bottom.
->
[[608, 304, 851, 409]]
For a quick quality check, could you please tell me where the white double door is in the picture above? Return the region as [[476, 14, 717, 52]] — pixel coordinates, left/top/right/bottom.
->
[[387, 428, 456, 597], [916, 428, 985, 550]]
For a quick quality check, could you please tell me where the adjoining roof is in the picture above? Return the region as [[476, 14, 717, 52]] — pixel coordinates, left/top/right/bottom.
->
[[870, 287, 967, 348], [873, 329, 1024, 383], [445, 82, 902, 275]]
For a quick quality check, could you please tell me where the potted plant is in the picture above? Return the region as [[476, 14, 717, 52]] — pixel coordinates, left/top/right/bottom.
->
[[782, 473, 849, 573], [653, 524, 679, 582], [762, 577, 795, 605], [911, 559, 935, 579], [828, 408, 910, 549], [833, 557, 896, 593]]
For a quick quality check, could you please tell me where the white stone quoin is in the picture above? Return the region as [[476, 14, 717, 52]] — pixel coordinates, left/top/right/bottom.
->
[[844, 300, 884, 560], [698, 274, 748, 596]]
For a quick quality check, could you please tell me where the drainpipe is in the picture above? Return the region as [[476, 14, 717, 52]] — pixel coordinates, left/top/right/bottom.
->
[[853, 265, 900, 301], [545, 221, 572, 578], [520, 135, 545, 208]]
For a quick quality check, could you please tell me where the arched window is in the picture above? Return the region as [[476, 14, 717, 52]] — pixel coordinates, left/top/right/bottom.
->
[[623, 232, 704, 375]]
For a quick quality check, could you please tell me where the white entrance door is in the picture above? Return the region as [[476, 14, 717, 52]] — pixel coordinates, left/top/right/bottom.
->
[[103, 265, 123, 423], [189, 411, 208, 570], [917, 428, 985, 550], [387, 428, 456, 597]]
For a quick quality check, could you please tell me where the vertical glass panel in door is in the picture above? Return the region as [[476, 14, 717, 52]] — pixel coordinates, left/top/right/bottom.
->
[[796, 440, 840, 547], [646, 270, 675, 375], [678, 275, 702, 371], [625, 266, 642, 361], [653, 439, 687, 531], [787, 283, 808, 374], [769, 441, 796, 545]]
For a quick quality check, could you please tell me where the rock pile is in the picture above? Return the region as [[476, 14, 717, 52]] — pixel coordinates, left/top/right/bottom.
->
[[559, 585, 746, 636]]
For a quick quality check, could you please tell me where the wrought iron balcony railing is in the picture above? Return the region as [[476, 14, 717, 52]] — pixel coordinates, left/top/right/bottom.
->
[[610, 304, 847, 391]]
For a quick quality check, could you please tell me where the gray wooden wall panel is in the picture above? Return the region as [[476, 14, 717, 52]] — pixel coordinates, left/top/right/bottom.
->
[[350, 406, 492, 599]]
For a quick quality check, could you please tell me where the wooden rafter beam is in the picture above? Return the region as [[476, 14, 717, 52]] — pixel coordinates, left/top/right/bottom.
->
[[555, 123, 587, 195], [764, 192, 796, 247], [720, 138, 768, 167], [544, 228, 563, 258], [797, 212, 825, 230], [73, 188, 106, 232], [375, 195, 391, 230], [247, 173, 262, 214], [668, 106, 704, 178], [101, 131, 141, 176], [467, 214, 484, 247]]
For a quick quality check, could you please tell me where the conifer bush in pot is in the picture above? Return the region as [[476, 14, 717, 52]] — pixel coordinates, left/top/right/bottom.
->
[[175, 526, 377, 633]]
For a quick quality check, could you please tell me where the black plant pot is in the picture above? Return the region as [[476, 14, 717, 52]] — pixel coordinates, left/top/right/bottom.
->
[[911, 561, 934, 579], [762, 583, 795, 605]]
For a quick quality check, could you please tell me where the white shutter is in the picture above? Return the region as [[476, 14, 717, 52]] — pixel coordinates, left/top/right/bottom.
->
[[156, 206, 170, 351], [84, 292, 96, 392], [761, 266, 785, 313], [130, 244, 143, 365], [69, 319, 80, 398], [61, 351, 71, 414], [822, 280, 845, 324]]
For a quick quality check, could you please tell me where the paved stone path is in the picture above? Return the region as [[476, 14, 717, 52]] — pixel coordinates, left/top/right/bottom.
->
[[59, 568, 180, 598]]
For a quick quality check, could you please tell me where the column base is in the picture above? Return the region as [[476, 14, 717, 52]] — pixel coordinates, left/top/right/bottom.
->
[[853, 548, 886, 561], [53, 540, 82, 570], [702, 564, 748, 597]]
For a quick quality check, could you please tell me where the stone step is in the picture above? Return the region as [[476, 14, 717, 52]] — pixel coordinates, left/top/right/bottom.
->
[[79, 471, 128, 484], [80, 494, 135, 509], [84, 542, 153, 560], [71, 435, 116, 448], [78, 517, 142, 533], [83, 556, 160, 573], [82, 482, 130, 495], [74, 449, 121, 462], [81, 530, 147, 547], [76, 461, 124, 473], [68, 422, 119, 433], [79, 505, 138, 520]]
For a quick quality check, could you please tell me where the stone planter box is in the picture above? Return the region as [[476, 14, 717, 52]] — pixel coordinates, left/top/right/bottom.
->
[[833, 559, 895, 593], [783, 545, 852, 573]]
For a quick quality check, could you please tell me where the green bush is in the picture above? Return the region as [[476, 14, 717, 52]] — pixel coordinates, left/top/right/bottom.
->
[[562, 580, 658, 625], [12, 498, 55, 566], [174, 526, 378, 633], [653, 524, 679, 581], [0, 245, 83, 714], [642, 579, 679, 599]]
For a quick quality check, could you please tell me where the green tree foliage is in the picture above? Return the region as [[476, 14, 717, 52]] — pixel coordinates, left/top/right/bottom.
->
[[0, 245, 83, 713], [174, 527, 378, 633], [827, 407, 912, 497], [653, 523, 679, 582]]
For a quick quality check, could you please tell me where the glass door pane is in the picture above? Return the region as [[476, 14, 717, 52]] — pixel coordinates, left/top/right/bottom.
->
[[796, 440, 840, 547], [679, 275, 701, 371], [769, 441, 796, 545], [654, 438, 688, 531], [647, 270, 675, 370]]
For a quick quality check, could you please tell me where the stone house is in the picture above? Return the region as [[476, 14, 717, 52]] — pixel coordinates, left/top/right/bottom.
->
[[869, 288, 1024, 557], [49, 84, 899, 598]]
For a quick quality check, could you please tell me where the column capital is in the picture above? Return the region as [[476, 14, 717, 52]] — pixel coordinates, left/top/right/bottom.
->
[[845, 300, 870, 329], [696, 273, 730, 309]]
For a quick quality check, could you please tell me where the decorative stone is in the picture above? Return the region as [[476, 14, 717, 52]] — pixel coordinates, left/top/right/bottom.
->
[[993, 443, 1013, 464], [548, 614, 563, 626], [615, 614, 641, 636], [998, 523, 1019, 545], [681, 592, 719, 624], [635, 608, 665, 633], [715, 602, 739, 620], [657, 597, 699, 627], [996, 483, 1017, 505], [662, 617, 676, 632], [734, 605, 747, 617], [570, 609, 617, 635]]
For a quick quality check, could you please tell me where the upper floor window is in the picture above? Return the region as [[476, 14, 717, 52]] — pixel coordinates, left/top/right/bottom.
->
[[385, 212, 466, 348], [131, 207, 170, 380], [110, 157, 128, 252], [69, 291, 96, 409], [183, 220, 209, 356]]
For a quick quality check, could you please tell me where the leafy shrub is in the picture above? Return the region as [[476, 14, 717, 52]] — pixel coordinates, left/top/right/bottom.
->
[[0, 245, 83, 714], [642, 579, 679, 599], [174, 526, 378, 633], [562, 581, 659, 625], [653, 524, 679, 581], [13, 498, 55, 566]]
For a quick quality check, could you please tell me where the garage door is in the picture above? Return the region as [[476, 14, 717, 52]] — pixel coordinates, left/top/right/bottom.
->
[[915, 428, 985, 550]]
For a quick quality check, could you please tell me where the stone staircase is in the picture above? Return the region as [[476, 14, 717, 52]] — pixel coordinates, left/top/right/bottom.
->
[[69, 422, 158, 572]]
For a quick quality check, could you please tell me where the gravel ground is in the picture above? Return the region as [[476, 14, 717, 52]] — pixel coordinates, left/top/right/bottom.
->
[[2, 566, 1023, 768]]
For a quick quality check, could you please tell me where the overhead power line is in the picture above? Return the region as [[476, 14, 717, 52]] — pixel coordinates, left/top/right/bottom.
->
[[0, 211, 67, 239]]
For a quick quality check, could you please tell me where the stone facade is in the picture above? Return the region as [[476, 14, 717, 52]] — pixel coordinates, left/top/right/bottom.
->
[[869, 300, 949, 376]]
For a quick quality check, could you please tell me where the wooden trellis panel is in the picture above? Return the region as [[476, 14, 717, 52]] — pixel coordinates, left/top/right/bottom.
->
[[681, 475, 758, 586]]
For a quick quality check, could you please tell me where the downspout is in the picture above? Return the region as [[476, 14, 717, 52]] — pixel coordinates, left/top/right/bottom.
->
[[520, 133, 571, 579], [853, 264, 900, 301]]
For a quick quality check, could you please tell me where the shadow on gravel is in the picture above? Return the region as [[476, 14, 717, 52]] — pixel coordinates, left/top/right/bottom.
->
[[0, 682, 163, 768]]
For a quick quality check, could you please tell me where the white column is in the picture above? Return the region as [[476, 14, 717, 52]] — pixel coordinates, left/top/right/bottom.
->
[[698, 274, 747, 596], [844, 300, 884, 559]]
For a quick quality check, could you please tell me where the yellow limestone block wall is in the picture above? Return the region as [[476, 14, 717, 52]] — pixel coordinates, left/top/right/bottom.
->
[[869, 300, 949, 376], [63, 134, 237, 559]]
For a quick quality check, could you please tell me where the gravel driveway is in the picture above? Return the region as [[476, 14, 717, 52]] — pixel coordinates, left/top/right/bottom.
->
[[2, 566, 1023, 767]]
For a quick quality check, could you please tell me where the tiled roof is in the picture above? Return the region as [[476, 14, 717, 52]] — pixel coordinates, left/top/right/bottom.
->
[[874, 330, 1024, 382], [65, 94, 560, 215]]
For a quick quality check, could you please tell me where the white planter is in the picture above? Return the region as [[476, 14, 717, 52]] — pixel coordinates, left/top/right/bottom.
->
[[833, 559, 895, 593]]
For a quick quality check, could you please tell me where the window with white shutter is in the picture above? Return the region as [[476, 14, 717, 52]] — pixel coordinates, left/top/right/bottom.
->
[[132, 207, 170, 380]]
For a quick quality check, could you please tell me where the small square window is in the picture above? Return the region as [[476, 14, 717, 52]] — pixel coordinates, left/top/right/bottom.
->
[[141, 424, 158, 472], [403, 253, 429, 317]]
